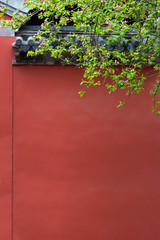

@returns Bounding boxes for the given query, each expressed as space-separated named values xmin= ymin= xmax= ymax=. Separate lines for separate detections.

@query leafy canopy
xmin=0 ymin=0 xmax=160 ymax=114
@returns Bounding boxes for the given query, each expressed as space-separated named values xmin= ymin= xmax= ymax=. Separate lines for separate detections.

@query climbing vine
xmin=0 ymin=0 xmax=160 ymax=114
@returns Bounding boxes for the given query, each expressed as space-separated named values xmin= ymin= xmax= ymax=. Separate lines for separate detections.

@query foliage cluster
xmin=0 ymin=0 xmax=160 ymax=114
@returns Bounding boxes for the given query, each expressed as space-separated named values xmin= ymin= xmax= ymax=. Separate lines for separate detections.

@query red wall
xmin=13 ymin=65 xmax=160 ymax=240
xmin=0 ymin=35 xmax=160 ymax=240
xmin=0 ymin=37 xmax=14 ymax=240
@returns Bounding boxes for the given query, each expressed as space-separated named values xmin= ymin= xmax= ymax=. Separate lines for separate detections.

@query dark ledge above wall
xmin=13 ymin=25 xmax=141 ymax=65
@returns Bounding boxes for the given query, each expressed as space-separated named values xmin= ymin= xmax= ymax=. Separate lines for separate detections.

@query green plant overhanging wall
xmin=0 ymin=0 xmax=160 ymax=114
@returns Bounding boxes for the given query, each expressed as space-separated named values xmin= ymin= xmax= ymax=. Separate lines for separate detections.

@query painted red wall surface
xmin=0 ymin=37 xmax=14 ymax=240
xmin=0 ymin=30 xmax=160 ymax=240
xmin=13 ymin=65 xmax=160 ymax=240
